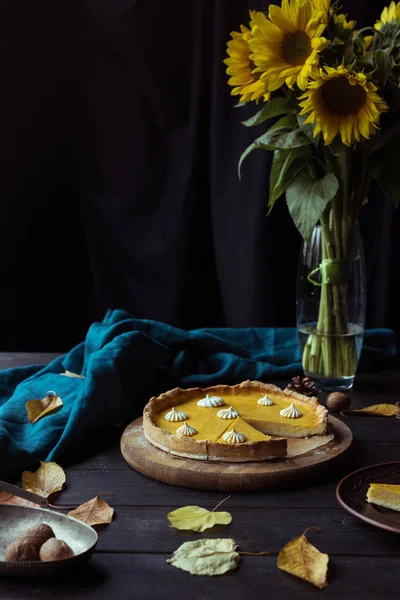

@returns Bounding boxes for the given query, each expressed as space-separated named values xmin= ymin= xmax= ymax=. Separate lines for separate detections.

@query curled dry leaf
xmin=26 ymin=394 xmax=63 ymax=424
xmin=22 ymin=461 xmax=66 ymax=499
xmin=59 ymin=371 xmax=85 ymax=379
xmin=167 ymin=496 xmax=232 ymax=532
xmin=67 ymin=495 xmax=114 ymax=526
xmin=341 ymin=404 xmax=398 ymax=417
xmin=277 ymin=527 xmax=329 ymax=589
xmin=167 ymin=538 xmax=240 ymax=576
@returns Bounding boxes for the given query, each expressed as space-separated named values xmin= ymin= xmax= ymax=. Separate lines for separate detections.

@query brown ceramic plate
xmin=336 ymin=461 xmax=400 ymax=534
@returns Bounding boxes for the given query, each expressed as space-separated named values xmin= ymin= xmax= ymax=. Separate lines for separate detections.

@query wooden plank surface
xmin=1 ymin=353 xmax=400 ymax=599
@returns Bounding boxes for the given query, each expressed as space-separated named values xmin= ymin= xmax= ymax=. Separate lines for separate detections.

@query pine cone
xmin=396 ymin=402 xmax=400 ymax=419
xmin=285 ymin=376 xmax=319 ymax=397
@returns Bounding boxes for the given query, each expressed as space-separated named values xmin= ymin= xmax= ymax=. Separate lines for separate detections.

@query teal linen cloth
xmin=0 ymin=309 xmax=398 ymax=480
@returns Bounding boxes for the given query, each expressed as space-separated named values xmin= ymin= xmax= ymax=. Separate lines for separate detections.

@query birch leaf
xmin=59 ymin=371 xmax=85 ymax=379
xmin=167 ymin=504 xmax=232 ymax=532
xmin=26 ymin=393 xmax=63 ymax=423
xmin=22 ymin=461 xmax=66 ymax=498
xmin=277 ymin=528 xmax=328 ymax=589
xmin=67 ymin=495 xmax=114 ymax=526
xmin=0 ymin=492 xmax=37 ymax=508
xmin=341 ymin=404 xmax=398 ymax=417
xmin=167 ymin=538 xmax=240 ymax=576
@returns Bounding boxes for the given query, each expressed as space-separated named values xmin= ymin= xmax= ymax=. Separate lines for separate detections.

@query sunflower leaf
xmin=241 ymin=97 xmax=294 ymax=127
xmin=268 ymin=149 xmax=307 ymax=213
xmin=286 ymin=172 xmax=339 ymax=242
xmin=167 ymin=538 xmax=240 ymax=576
xmin=297 ymin=113 xmax=317 ymax=142
xmin=374 ymin=48 xmax=392 ymax=88
xmin=238 ymin=121 xmax=308 ymax=178
xmin=255 ymin=126 xmax=314 ymax=151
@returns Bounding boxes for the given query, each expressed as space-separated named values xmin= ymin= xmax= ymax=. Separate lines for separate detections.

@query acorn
xmin=326 ymin=392 xmax=351 ymax=412
xmin=17 ymin=523 xmax=55 ymax=551
xmin=39 ymin=538 xmax=74 ymax=562
xmin=4 ymin=539 xmax=38 ymax=562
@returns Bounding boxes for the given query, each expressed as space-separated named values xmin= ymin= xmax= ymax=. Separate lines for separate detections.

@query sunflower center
xmin=320 ymin=76 xmax=367 ymax=116
xmin=281 ymin=32 xmax=312 ymax=65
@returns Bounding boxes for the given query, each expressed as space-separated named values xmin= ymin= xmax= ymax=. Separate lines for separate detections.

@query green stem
xmin=302 ymin=147 xmax=360 ymax=379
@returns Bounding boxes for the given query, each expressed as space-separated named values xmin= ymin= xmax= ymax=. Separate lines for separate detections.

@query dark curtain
xmin=2 ymin=0 xmax=399 ymax=351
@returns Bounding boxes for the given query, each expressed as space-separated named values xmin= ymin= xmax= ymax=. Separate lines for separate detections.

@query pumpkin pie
xmin=366 ymin=484 xmax=400 ymax=511
xmin=143 ymin=380 xmax=328 ymax=462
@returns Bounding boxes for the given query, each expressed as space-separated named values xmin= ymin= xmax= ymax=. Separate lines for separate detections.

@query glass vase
xmin=296 ymin=222 xmax=366 ymax=391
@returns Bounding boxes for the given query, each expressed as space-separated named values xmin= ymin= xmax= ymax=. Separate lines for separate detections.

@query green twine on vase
xmin=307 ymin=259 xmax=348 ymax=286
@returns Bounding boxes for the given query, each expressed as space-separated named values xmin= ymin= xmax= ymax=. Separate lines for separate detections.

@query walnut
xmin=326 ymin=392 xmax=351 ymax=412
xmin=39 ymin=538 xmax=74 ymax=562
xmin=4 ymin=539 xmax=38 ymax=562
xmin=17 ymin=523 xmax=55 ymax=551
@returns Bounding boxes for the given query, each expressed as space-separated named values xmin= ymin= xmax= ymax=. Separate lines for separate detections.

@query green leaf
xmin=238 ymin=124 xmax=312 ymax=178
xmin=238 ymin=141 xmax=260 ymax=178
xmin=241 ymin=97 xmax=293 ymax=127
xmin=234 ymin=101 xmax=246 ymax=108
xmin=271 ymin=114 xmax=297 ymax=130
xmin=297 ymin=113 xmax=317 ymax=141
xmin=328 ymin=135 xmax=344 ymax=157
xmin=268 ymin=149 xmax=307 ymax=212
xmin=255 ymin=126 xmax=314 ymax=150
xmin=374 ymin=48 xmax=392 ymax=87
xmin=286 ymin=172 xmax=339 ymax=242
xmin=370 ymin=134 xmax=400 ymax=207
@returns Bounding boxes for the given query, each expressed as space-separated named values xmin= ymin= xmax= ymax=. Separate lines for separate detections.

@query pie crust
xmin=143 ymin=380 xmax=328 ymax=463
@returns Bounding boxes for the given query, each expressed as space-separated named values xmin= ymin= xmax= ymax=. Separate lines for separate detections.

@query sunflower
xmin=375 ymin=1 xmax=400 ymax=30
xmin=249 ymin=0 xmax=329 ymax=92
xmin=312 ymin=0 xmax=330 ymax=11
xmin=224 ymin=11 xmax=270 ymax=104
xmin=334 ymin=13 xmax=356 ymax=30
xmin=312 ymin=0 xmax=331 ymax=24
xmin=298 ymin=65 xmax=389 ymax=146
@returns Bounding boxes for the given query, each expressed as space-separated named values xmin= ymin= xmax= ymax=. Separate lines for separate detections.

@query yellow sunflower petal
xmin=298 ymin=65 xmax=388 ymax=146
xmin=249 ymin=0 xmax=327 ymax=93
xmin=224 ymin=11 xmax=270 ymax=104
xmin=375 ymin=1 xmax=400 ymax=30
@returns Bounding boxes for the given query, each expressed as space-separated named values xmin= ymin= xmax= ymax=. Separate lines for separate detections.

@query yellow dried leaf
xmin=59 ymin=371 xmax=85 ymax=379
xmin=22 ymin=461 xmax=66 ymax=499
xmin=167 ymin=538 xmax=240 ymax=576
xmin=26 ymin=393 xmax=63 ymax=424
xmin=0 ymin=492 xmax=37 ymax=508
xmin=277 ymin=528 xmax=329 ymax=589
xmin=167 ymin=504 xmax=232 ymax=532
xmin=67 ymin=495 xmax=114 ymax=526
xmin=342 ymin=404 xmax=398 ymax=417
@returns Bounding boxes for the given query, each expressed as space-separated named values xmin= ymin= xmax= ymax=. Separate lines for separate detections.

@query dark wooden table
xmin=1 ymin=353 xmax=400 ymax=599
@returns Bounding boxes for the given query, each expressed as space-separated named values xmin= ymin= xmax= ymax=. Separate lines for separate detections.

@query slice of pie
xmin=143 ymin=380 xmax=328 ymax=462
xmin=366 ymin=484 xmax=400 ymax=511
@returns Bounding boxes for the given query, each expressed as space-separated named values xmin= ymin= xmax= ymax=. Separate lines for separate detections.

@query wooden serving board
xmin=120 ymin=416 xmax=353 ymax=492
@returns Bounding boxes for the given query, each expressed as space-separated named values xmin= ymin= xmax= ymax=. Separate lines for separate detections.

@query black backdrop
xmin=2 ymin=0 xmax=399 ymax=352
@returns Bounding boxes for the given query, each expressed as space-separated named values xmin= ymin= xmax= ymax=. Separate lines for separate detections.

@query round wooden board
xmin=120 ymin=416 xmax=353 ymax=492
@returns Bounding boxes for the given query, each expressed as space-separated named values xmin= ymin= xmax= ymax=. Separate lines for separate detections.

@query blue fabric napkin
xmin=0 ymin=308 xmax=398 ymax=480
